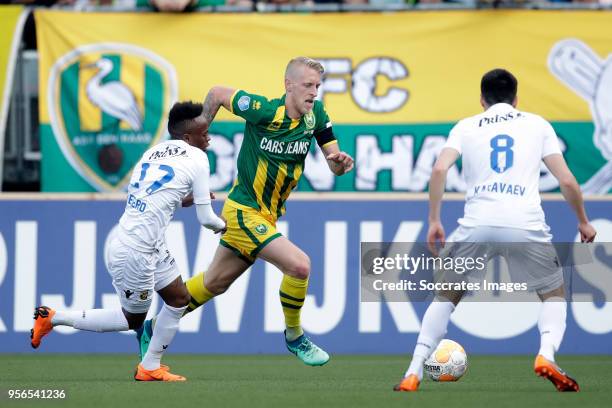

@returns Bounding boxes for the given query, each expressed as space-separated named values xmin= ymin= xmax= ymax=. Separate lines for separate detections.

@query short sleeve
xmin=444 ymin=121 xmax=464 ymax=155
xmin=541 ymin=120 xmax=562 ymax=158
xmin=313 ymin=101 xmax=336 ymax=148
xmin=191 ymin=150 xmax=212 ymax=205
xmin=230 ymin=90 xmax=274 ymax=125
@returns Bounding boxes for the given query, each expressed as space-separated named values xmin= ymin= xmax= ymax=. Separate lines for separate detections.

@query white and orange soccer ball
xmin=424 ymin=339 xmax=468 ymax=382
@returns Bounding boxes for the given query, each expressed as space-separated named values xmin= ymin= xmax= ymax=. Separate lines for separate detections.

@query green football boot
xmin=285 ymin=332 xmax=330 ymax=366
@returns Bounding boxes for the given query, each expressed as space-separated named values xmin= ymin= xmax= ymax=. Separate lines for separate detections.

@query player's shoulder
xmin=142 ymin=139 xmax=179 ymax=160
xmin=518 ymin=110 xmax=551 ymax=125
xmin=233 ymin=90 xmax=282 ymax=125
xmin=313 ymin=99 xmax=325 ymax=111
xmin=185 ymin=144 xmax=208 ymax=161
xmin=235 ymin=89 xmax=276 ymax=110
xmin=516 ymin=110 xmax=556 ymax=136
xmin=145 ymin=139 xmax=205 ymax=165
xmin=450 ymin=116 xmax=475 ymax=133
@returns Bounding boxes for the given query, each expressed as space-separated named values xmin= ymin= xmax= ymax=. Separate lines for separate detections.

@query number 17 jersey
xmin=119 ymin=139 xmax=212 ymax=252
xmin=444 ymin=103 xmax=562 ymax=231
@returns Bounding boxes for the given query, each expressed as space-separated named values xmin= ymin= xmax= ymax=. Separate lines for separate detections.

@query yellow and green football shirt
xmin=227 ymin=90 xmax=337 ymax=221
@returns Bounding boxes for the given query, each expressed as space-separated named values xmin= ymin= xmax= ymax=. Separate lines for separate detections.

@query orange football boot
xmin=534 ymin=355 xmax=579 ymax=392
xmin=30 ymin=306 xmax=56 ymax=349
xmin=393 ymin=374 xmax=420 ymax=392
xmin=134 ymin=364 xmax=186 ymax=382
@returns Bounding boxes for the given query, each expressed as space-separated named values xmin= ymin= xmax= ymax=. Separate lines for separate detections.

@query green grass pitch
xmin=2 ymin=355 xmax=611 ymax=407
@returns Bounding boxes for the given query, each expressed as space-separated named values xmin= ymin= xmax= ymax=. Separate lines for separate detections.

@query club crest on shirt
xmin=139 ymin=291 xmax=149 ymax=300
xmin=304 ymin=111 xmax=315 ymax=129
xmin=255 ymin=224 xmax=268 ymax=235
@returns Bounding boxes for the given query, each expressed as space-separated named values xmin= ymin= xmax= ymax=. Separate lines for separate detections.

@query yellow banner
xmin=0 ymin=6 xmax=23 ymax=125
xmin=37 ymin=9 xmax=612 ymax=125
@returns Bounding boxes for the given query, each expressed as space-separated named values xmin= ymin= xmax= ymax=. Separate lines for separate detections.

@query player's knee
xmin=178 ymin=290 xmax=191 ymax=307
xmin=127 ymin=320 xmax=143 ymax=331
xmin=289 ymin=255 xmax=311 ymax=280
xmin=203 ymin=279 xmax=228 ymax=296
xmin=123 ymin=311 xmax=146 ymax=330
xmin=166 ymin=290 xmax=191 ymax=308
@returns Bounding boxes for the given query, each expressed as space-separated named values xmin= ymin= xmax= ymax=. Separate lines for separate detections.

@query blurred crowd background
xmin=4 ymin=0 xmax=612 ymax=11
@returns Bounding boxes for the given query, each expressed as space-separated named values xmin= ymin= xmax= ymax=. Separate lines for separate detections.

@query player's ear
xmin=285 ymin=77 xmax=292 ymax=93
xmin=512 ymin=95 xmax=518 ymax=108
xmin=480 ymin=95 xmax=487 ymax=110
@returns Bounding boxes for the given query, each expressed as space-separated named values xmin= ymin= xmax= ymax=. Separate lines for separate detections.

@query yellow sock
xmin=184 ymin=272 xmax=216 ymax=315
xmin=279 ymin=275 xmax=308 ymax=332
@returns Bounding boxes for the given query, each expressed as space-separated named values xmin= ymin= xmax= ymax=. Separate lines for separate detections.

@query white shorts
xmin=441 ymin=225 xmax=564 ymax=294
xmin=104 ymin=230 xmax=180 ymax=314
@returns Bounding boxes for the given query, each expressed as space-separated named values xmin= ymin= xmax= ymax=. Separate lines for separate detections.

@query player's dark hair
xmin=168 ymin=101 xmax=203 ymax=139
xmin=480 ymin=69 xmax=518 ymax=106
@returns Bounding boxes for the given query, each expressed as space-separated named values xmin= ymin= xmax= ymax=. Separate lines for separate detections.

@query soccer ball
xmin=424 ymin=339 xmax=467 ymax=381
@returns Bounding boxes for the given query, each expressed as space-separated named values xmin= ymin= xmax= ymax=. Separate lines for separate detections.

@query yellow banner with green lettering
xmin=36 ymin=10 xmax=612 ymax=192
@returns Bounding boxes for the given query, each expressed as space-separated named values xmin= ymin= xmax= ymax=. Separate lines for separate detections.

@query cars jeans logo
xmin=47 ymin=43 xmax=178 ymax=191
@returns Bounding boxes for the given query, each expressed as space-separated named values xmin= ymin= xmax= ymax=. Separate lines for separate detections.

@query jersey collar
xmin=486 ymin=102 xmax=515 ymax=112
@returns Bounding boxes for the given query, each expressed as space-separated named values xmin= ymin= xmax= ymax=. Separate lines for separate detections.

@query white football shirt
xmin=118 ymin=139 xmax=212 ymax=251
xmin=445 ymin=103 xmax=562 ymax=230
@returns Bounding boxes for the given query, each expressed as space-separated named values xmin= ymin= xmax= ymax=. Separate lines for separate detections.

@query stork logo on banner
xmin=47 ymin=43 xmax=178 ymax=191
xmin=548 ymin=39 xmax=612 ymax=194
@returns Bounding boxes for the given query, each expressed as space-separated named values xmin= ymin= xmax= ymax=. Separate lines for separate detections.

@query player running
xmin=31 ymin=101 xmax=226 ymax=381
xmin=394 ymin=69 xmax=596 ymax=392
xmin=137 ymin=57 xmax=354 ymax=366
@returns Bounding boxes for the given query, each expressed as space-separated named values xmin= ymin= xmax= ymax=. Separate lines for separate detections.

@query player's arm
xmin=428 ymin=147 xmax=460 ymax=255
xmin=322 ymin=142 xmax=354 ymax=176
xmin=313 ymin=110 xmax=353 ymax=176
xmin=192 ymin=153 xmax=226 ymax=234
xmin=195 ymin=204 xmax=226 ymax=234
xmin=543 ymin=154 xmax=596 ymax=242
xmin=181 ymin=193 xmax=194 ymax=208
xmin=201 ymin=86 xmax=236 ymax=124
xmin=181 ymin=191 xmax=215 ymax=208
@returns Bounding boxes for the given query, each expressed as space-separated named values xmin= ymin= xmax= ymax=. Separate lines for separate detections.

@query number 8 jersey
xmin=444 ymin=103 xmax=562 ymax=230
xmin=118 ymin=139 xmax=212 ymax=251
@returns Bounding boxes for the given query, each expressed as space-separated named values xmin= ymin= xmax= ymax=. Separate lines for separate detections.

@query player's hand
xmin=210 ymin=192 xmax=216 ymax=200
xmin=578 ymin=222 xmax=596 ymax=243
xmin=427 ymin=221 xmax=446 ymax=256
xmin=326 ymin=151 xmax=354 ymax=175
xmin=182 ymin=193 xmax=194 ymax=208
xmin=213 ymin=216 xmax=227 ymax=235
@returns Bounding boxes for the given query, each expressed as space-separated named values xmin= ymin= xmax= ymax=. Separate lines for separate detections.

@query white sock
xmin=405 ymin=301 xmax=455 ymax=380
xmin=141 ymin=303 xmax=187 ymax=370
xmin=52 ymin=309 xmax=129 ymax=332
xmin=538 ymin=297 xmax=567 ymax=362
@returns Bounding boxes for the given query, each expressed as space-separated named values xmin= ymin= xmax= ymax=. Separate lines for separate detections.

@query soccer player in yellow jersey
xmin=137 ymin=57 xmax=353 ymax=365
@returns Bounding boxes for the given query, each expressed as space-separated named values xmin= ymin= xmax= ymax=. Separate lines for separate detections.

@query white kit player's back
xmin=118 ymin=139 xmax=209 ymax=251
xmin=445 ymin=103 xmax=562 ymax=230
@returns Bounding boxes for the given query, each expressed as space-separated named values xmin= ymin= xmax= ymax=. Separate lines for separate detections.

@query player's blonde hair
xmin=285 ymin=57 xmax=324 ymax=79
